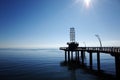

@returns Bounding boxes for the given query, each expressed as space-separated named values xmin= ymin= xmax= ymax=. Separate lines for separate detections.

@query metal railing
xmin=60 ymin=47 xmax=120 ymax=53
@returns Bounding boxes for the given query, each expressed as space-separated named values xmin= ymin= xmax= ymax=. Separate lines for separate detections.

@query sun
xmin=74 ymin=0 xmax=92 ymax=9
xmin=84 ymin=0 xmax=91 ymax=8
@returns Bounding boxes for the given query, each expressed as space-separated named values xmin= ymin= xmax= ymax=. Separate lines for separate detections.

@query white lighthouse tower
xmin=67 ymin=27 xmax=79 ymax=50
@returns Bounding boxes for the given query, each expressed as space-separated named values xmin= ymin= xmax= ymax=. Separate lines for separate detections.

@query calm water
xmin=0 ymin=49 xmax=116 ymax=80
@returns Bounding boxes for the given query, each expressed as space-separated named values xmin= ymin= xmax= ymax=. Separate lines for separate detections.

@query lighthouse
xmin=67 ymin=28 xmax=79 ymax=50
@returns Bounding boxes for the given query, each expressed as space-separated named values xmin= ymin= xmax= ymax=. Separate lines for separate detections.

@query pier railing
xmin=60 ymin=47 xmax=120 ymax=55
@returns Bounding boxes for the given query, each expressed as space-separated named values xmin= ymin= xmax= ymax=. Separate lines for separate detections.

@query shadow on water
xmin=60 ymin=58 xmax=116 ymax=80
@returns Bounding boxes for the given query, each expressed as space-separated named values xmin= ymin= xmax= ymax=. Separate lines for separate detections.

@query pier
xmin=60 ymin=28 xmax=120 ymax=79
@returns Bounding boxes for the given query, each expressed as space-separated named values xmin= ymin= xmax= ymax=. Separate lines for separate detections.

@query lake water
xmin=0 ymin=49 xmax=116 ymax=80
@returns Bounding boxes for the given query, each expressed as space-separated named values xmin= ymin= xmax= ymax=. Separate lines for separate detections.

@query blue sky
xmin=0 ymin=0 xmax=120 ymax=48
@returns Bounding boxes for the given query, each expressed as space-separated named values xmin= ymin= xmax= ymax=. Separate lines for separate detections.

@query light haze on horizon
xmin=0 ymin=0 xmax=120 ymax=48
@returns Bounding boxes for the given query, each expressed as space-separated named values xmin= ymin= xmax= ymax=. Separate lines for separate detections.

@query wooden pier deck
xmin=60 ymin=47 xmax=120 ymax=79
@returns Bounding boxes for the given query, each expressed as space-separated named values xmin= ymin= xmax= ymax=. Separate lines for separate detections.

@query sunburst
xmin=84 ymin=0 xmax=91 ymax=8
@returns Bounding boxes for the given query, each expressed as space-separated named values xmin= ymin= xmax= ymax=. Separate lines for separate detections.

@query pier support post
xmin=115 ymin=55 xmax=120 ymax=79
xmin=97 ymin=52 xmax=100 ymax=71
xmin=78 ymin=51 xmax=79 ymax=60
xmin=81 ymin=51 xmax=84 ymax=65
xmin=75 ymin=51 xmax=78 ymax=60
xmin=76 ymin=51 xmax=79 ymax=60
xmin=68 ymin=51 xmax=70 ymax=61
xmin=71 ymin=51 xmax=73 ymax=60
xmin=89 ymin=52 xmax=93 ymax=69
xmin=65 ymin=51 xmax=67 ymax=61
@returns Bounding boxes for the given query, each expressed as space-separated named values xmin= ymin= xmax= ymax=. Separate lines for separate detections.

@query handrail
xmin=60 ymin=47 xmax=120 ymax=53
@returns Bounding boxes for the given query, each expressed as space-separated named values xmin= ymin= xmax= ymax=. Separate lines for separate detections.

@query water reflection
xmin=60 ymin=58 xmax=86 ymax=80
xmin=60 ymin=56 xmax=116 ymax=80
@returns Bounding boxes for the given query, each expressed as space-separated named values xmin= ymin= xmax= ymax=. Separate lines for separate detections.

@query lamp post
xmin=95 ymin=34 xmax=102 ymax=71
xmin=95 ymin=34 xmax=102 ymax=47
xmin=83 ymin=42 xmax=86 ymax=47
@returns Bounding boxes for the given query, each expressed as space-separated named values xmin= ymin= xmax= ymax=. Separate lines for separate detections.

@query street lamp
xmin=95 ymin=34 xmax=102 ymax=47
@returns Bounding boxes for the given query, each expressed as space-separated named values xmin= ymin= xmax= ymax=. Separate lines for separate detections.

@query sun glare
xmin=74 ymin=0 xmax=93 ymax=9
xmin=84 ymin=0 xmax=91 ymax=8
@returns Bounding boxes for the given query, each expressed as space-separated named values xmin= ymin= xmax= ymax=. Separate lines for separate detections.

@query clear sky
xmin=0 ymin=0 xmax=120 ymax=48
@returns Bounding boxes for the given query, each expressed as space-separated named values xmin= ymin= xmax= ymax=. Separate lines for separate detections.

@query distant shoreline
xmin=0 ymin=48 xmax=59 ymax=50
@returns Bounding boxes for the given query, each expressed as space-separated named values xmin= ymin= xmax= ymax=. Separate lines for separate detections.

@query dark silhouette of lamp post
xmin=95 ymin=34 xmax=102 ymax=48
